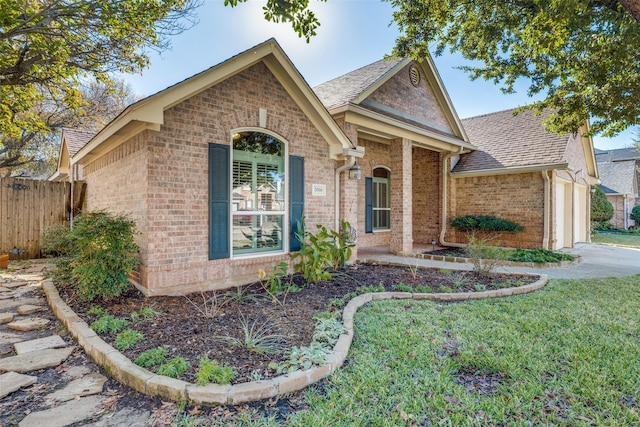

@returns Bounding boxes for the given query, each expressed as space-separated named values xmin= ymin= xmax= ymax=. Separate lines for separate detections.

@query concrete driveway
xmin=360 ymin=243 xmax=640 ymax=279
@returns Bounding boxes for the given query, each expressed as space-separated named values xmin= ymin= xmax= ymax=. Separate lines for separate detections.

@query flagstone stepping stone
xmin=17 ymin=304 xmax=45 ymax=315
xmin=24 ymin=266 xmax=46 ymax=274
xmin=0 ymin=286 xmax=10 ymax=292
xmin=8 ymin=317 xmax=50 ymax=331
xmin=0 ymin=371 xmax=37 ymax=399
xmin=47 ymin=372 xmax=108 ymax=402
xmin=0 ymin=312 xmax=14 ymax=324
xmin=4 ymin=281 xmax=27 ymax=288
xmin=0 ymin=346 xmax=74 ymax=373
xmin=14 ymin=335 xmax=67 ymax=355
xmin=0 ymin=294 xmax=13 ymax=300
xmin=18 ymin=395 xmax=105 ymax=427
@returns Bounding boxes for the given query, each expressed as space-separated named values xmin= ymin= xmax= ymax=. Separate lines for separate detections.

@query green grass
xmin=592 ymin=232 xmax=640 ymax=249
xmin=288 ymin=276 xmax=640 ymax=426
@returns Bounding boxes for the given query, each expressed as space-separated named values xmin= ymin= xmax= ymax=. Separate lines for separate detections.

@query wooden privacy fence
xmin=0 ymin=177 xmax=70 ymax=259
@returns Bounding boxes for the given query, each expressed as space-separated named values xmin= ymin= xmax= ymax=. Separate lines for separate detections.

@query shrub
xmin=464 ymin=236 xmax=506 ymax=277
xmin=392 ymin=283 xmax=413 ymax=292
xmin=134 ymin=347 xmax=168 ymax=368
xmin=90 ymin=315 xmax=129 ymax=334
xmin=195 ymin=356 xmax=236 ymax=385
xmin=312 ymin=317 xmax=344 ymax=345
xmin=450 ymin=215 xmax=523 ymax=233
xmin=158 ymin=357 xmax=190 ymax=378
xmin=415 ymin=285 xmax=432 ymax=293
xmin=507 ymin=248 xmax=574 ymax=263
xmin=114 ymin=329 xmax=144 ymax=351
xmin=44 ymin=211 xmax=140 ymax=301
xmin=291 ymin=218 xmax=355 ymax=285
xmin=630 ymin=205 xmax=640 ymax=223
xmin=269 ymin=342 xmax=332 ymax=374
xmin=590 ymin=186 xmax=614 ymax=222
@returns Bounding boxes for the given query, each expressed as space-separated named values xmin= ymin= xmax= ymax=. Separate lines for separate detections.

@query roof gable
xmin=313 ymin=56 xmax=469 ymax=144
xmin=72 ymin=38 xmax=355 ymax=165
xmin=454 ymin=109 xmax=570 ymax=173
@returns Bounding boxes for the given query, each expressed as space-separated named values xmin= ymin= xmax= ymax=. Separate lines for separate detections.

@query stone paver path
xmin=0 ymin=262 xmax=131 ymax=427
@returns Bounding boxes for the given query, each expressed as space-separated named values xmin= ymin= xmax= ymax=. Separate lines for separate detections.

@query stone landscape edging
xmin=396 ymin=253 xmax=581 ymax=268
xmin=42 ymin=273 xmax=548 ymax=405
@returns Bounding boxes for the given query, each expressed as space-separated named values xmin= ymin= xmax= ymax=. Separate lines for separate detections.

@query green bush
xmin=630 ymin=205 xmax=640 ymax=223
xmin=591 ymin=220 xmax=615 ymax=230
xmin=590 ymin=186 xmax=614 ymax=222
xmin=450 ymin=215 xmax=523 ymax=233
xmin=158 ymin=357 xmax=190 ymax=378
xmin=507 ymin=248 xmax=574 ymax=263
xmin=291 ymin=218 xmax=355 ymax=285
xmin=464 ymin=236 xmax=506 ymax=277
xmin=44 ymin=211 xmax=140 ymax=301
xmin=195 ymin=356 xmax=236 ymax=385
xmin=114 ymin=329 xmax=144 ymax=351
xmin=134 ymin=347 xmax=168 ymax=368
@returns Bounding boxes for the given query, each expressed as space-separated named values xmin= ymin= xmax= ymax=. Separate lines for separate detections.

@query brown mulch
xmin=57 ymin=262 xmax=538 ymax=385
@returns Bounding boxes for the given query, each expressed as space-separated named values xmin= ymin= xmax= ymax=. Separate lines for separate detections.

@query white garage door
xmin=555 ymin=180 xmax=572 ymax=249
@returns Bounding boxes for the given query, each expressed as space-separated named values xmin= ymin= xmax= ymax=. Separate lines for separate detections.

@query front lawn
xmin=288 ymin=276 xmax=640 ymax=426
xmin=591 ymin=232 xmax=640 ymax=249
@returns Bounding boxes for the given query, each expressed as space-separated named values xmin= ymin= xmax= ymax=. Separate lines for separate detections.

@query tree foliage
xmin=233 ymin=0 xmax=640 ymax=137
xmin=2 ymin=79 xmax=138 ymax=176
xmin=389 ymin=0 xmax=640 ymax=136
xmin=223 ymin=0 xmax=326 ymax=41
xmin=590 ymin=185 xmax=614 ymax=222
xmin=0 ymin=0 xmax=201 ymax=140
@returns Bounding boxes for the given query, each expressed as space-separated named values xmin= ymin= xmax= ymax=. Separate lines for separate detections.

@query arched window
xmin=231 ymin=131 xmax=285 ymax=255
xmin=373 ymin=167 xmax=390 ymax=230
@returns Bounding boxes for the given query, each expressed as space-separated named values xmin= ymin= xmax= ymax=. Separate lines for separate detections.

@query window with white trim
xmin=373 ymin=167 xmax=390 ymax=230
xmin=232 ymin=131 xmax=284 ymax=255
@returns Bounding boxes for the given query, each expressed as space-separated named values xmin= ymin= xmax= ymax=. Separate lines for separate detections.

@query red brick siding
xmin=448 ymin=172 xmax=545 ymax=249
xmin=412 ymin=148 xmax=441 ymax=244
xmin=82 ymin=62 xmax=337 ymax=295
xmin=356 ymin=138 xmax=391 ymax=248
xmin=367 ymin=62 xmax=451 ymax=131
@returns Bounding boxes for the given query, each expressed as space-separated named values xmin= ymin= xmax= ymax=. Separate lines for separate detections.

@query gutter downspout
xmin=439 ymin=148 xmax=466 ymax=248
xmin=335 ymin=156 xmax=356 ymax=232
xmin=542 ymin=170 xmax=550 ymax=250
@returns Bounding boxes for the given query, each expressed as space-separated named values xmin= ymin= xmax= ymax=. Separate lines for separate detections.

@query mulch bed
xmin=57 ymin=262 xmax=538 ymax=385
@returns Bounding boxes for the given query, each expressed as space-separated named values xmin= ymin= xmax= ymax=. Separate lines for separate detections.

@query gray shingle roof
xmin=62 ymin=129 xmax=94 ymax=157
xmin=312 ymin=58 xmax=403 ymax=110
xmin=595 ymin=147 xmax=640 ymax=163
xmin=454 ymin=108 xmax=568 ymax=173
xmin=597 ymin=160 xmax=637 ymax=195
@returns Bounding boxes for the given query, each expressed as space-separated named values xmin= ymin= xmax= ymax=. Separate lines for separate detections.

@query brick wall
xmin=412 ymin=148 xmax=441 ymax=244
xmin=448 ymin=172 xmax=545 ymax=249
xmin=367 ymin=62 xmax=451 ymax=131
xmin=356 ymin=138 xmax=391 ymax=248
xmin=83 ymin=62 xmax=337 ymax=295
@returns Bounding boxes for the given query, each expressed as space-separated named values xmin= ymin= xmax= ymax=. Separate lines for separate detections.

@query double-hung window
xmin=231 ymin=131 xmax=285 ymax=255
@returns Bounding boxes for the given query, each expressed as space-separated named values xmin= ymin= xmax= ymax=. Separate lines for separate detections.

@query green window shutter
xmin=209 ymin=143 xmax=230 ymax=260
xmin=289 ymin=156 xmax=304 ymax=252
xmin=365 ymin=177 xmax=373 ymax=234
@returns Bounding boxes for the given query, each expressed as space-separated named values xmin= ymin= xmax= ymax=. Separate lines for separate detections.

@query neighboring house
xmin=51 ymin=39 xmax=598 ymax=296
xmin=595 ymin=147 xmax=640 ymax=228
xmin=455 ymin=110 xmax=598 ymax=250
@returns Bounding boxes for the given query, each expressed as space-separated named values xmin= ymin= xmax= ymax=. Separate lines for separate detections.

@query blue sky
xmin=121 ymin=0 xmax=636 ymax=150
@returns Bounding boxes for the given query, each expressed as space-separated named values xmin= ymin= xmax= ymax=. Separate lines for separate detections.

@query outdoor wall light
xmin=431 ymin=238 xmax=437 ymax=251
xmin=349 ymin=163 xmax=362 ymax=180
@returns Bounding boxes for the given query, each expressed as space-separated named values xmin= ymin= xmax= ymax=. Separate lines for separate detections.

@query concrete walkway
xmin=359 ymin=243 xmax=640 ymax=279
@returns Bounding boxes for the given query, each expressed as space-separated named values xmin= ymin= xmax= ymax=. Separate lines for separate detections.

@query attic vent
xmin=409 ymin=66 xmax=420 ymax=86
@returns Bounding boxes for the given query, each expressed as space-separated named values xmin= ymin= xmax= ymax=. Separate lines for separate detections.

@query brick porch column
xmin=390 ymin=138 xmax=413 ymax=254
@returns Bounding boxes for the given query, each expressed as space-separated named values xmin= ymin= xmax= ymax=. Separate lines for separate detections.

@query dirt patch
xmin=58 ymin=263 xmax=538 ymax=386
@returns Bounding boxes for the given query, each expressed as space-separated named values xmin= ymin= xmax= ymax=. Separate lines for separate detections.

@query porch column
xmin=390 ymin=138 xmax=413 ymax=254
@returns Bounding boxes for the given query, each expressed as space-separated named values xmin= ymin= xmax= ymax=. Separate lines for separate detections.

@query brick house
xmin=595 ymin=147 xmax=640 ymax=228
xmin=52 ymin=39 xmax=598 ymax=295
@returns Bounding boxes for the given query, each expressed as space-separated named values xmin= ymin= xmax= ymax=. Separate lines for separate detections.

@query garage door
xmin=555 ymin=180 xmax=572 ymax=249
